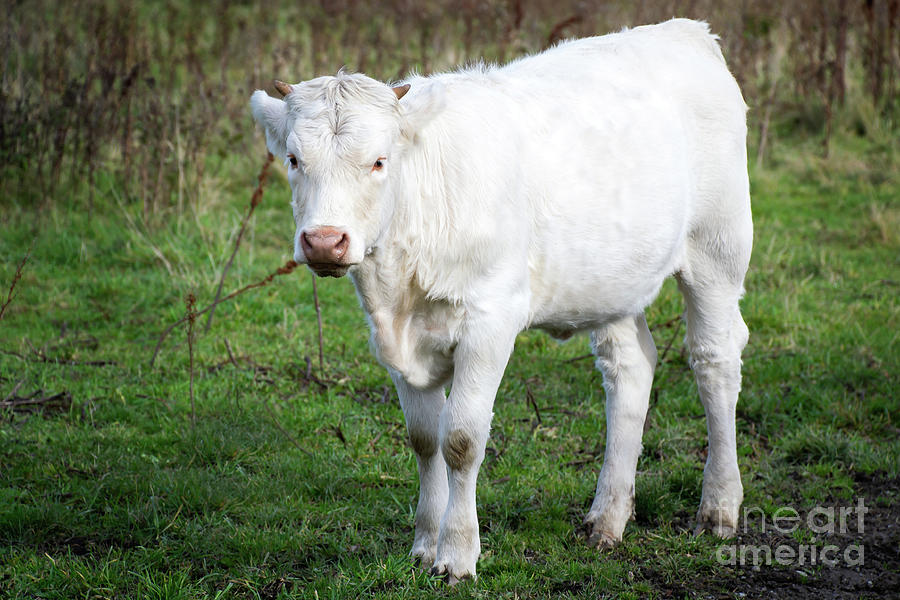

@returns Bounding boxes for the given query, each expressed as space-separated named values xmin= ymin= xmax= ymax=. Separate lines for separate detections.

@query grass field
xmin=1 ymin=120 xmax=898 ymax=599
xmin=3 ymin=1 xmax=899 ymax=597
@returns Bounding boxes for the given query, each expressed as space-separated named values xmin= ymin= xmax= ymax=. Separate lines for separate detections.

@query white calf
xmin=251 ymin=18 xmax=752 ymax=582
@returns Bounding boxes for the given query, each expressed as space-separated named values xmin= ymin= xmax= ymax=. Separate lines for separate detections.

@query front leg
xmin=430 ymin=319 xmax=518 ymax=583
xmin=393 ymin=372 xmax=448 ymax=569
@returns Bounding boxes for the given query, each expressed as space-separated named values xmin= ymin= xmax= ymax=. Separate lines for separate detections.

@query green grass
xmin=1 ymin=140 xmax=898 ymax=598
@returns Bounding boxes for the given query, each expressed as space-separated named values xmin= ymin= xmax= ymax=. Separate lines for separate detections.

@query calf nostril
xmin=334 ymin=234 xmax=349 ymax=257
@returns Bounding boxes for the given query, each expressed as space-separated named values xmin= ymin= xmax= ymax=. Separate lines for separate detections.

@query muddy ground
xmin=655 ymin=473 xmax=900 ymax=599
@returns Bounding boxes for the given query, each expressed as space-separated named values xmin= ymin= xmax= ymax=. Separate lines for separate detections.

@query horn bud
xmin=273 ymin=80 xmax=293 ymax=97
xmin=392 ymin=84 xmax=410 ymax=100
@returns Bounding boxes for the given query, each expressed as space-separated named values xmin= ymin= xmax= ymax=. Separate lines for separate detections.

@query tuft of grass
xmin=866 ymin=202 xmax=900 ymax=246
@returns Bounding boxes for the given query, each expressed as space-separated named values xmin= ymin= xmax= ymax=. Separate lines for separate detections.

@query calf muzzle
xmin=301 ymin=227 xmax=351 ymax=276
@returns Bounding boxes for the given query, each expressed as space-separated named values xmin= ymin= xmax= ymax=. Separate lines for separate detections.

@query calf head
xmin=250 ymin=72 xmax=443 ymax=277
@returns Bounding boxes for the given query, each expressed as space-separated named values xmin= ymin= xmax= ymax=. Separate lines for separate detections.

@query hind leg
xmin=677 ymin=263 xmax=750 ymax=537
xmin=583 ymin=314 xmax=657 ymax=547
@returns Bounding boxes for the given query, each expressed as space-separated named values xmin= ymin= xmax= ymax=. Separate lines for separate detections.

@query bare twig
xmin=0 ymin=239 xmax=34 ymax=322
xmin=185 ymin=293 xmax=197 ymax=426
xmin=149 ymin=260 xmax=299 ymax=368
xmin=311 ymin=273 xmax=324 ymax=373
xmin=368 ymin=422 xmax=401 ymax=451
xmin=563 ymin=353 xmax=594 ymax=364
xmin=564 ymin=457 xmax=595 ymax=469
xmin=223 ymin=338 xmax=239 ymax=368
xmin=657 ymin=318 xmax=684 ymax=365
xmin=546 ymin=15 xmax=582 ymax=48
xmin=650 ymin=314 xmax=682 ymax=331
xmin=644 ymin=388 xmax=658 ymax=435
xmin=0 ymin=391 xmax=72 ymax=412
xmin=3 ymin=380 xmax=24 ymax=402
xmin=301 ymin=356 xmax=329 ymax=390
xmin=112 ymin=187 xmax=174 ymax=275
xmin=369 ymin=427 xmax=385 ymax=451
xmin=525 ymin=382 xmax=542 ymax=426
xmin=262 ymin=397 xmax=312 ymax=456
xmin=204 ymin=152 xmax=275 ymax=333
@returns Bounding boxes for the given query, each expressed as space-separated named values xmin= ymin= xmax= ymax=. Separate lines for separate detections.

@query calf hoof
xmin=694 ymin=506 xmax=739 ymax=538
xmin=582 ymin=521 xmax=621 ymax=549
xmin=582 ymin=487 xmax=633 ymax=550
xmin=410 ymin=537 xmax=437 ymax=571
xmin=410 ymin=551 xmax=435 ymax=572
xmin=429 ymin=562 xmax=474 ymax=586
xmin=582 ymin=495 xmax=631 ymax=550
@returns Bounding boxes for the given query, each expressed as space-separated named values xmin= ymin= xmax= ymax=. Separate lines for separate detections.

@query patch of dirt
xmin=258 ymin=577 xmax=294 ymax=600
xmin=675 ymin=472 xmax=900 ymax=599
xmin=33 ymin=533 xmax=140 ymax=557
xmin=1 ymin=389 xmax=72 ymax=416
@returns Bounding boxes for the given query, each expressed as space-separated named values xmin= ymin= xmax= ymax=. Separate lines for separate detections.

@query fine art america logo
xmin=716 ymin=498 xmax=868 ymax=567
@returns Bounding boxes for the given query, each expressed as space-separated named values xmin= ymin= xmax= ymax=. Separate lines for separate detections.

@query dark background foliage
xmin=2 ymin=0 xmax=897 ymax=217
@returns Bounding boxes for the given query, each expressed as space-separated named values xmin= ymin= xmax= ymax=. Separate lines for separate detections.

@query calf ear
xmin=250 ymin=91 xmax=290 ymax=159
xmin=398 ymin=81 xmax=446 ymax=140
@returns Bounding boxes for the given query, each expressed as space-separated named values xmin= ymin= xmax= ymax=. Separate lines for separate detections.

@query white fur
xmin=251 ymin=19 xmax=752 ymax=581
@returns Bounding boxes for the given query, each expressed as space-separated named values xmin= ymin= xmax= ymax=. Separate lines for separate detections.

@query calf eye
xmin=287 ymin=154 xmax=299 ymax=169
xmin=372 ymin=158 xmax=385 ymax=172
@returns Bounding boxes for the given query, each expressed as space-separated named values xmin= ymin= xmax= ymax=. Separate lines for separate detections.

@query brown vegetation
xmin=0 ymin=240 xmax=32 ymax=322
xmin=1 ymin=0 xmax=897 ymax=215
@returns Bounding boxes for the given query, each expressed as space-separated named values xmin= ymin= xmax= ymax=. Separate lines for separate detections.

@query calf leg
xmin=430 ymin=321 xmax=517 ymax=583
xmin=393 ymin=372 xmax=448 ymax=568
xmin=583 ymin=314 xmax=657 ymax=547
xmin=677 ymin=274 xmax=749 ymax=537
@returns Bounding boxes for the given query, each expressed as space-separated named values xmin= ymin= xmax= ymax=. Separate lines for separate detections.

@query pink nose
xmin=301 ymin=227 xmax=349 ymax=265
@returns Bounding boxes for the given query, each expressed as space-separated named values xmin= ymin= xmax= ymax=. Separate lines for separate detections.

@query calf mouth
xmin=308 ymin=263 xmax=350 ymax=278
